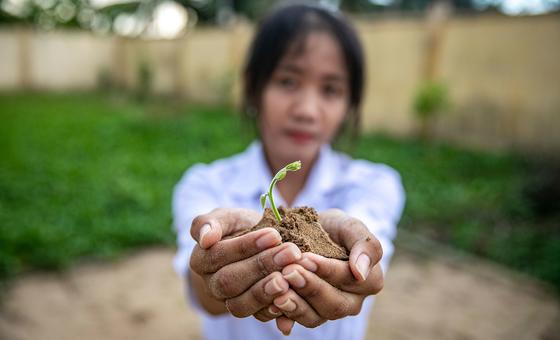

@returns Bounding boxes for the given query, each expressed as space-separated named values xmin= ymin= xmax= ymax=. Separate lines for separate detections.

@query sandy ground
xmin=1 ymin=240 xmax=559 ymax=340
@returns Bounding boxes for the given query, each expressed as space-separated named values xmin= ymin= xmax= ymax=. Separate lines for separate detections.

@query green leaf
xmin=286 ymin=160 xmax=302 ymax=171
xmin=275 ymin=170 xmax=287 ymax=181
xmin=260 ymin=193 xmax=267 ymax=209
xmin=261 ymin=160 xmax=303 ymax=222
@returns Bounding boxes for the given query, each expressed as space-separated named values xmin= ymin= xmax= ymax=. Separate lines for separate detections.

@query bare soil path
xmin=1 ymin=240 xmax=558 ymax=340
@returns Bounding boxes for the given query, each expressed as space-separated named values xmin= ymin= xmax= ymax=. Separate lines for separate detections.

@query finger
xmin=349 ymin=235 xmax=383 ymax=282
xmin=275 ymin=316 xmax=295 ymax=336
xmin=319 ymin=209 xmax=383 ymax=281
xmin=273 ymin=289 xmax=326 ymax=328
xmin=190 ymin=227 xmax=282 ymax=274
xmin=281 ymin=264 xmax=364 ymax=320
xmin=253 ymin=304 xmax=283 ymax=323
xmin=191 ymin=208 xmax=261 ymax=249
xmin=225 ymin=272 xmax=289 ymax=318
xmin=297 ymin=252 xmax=384 ymax=295
xmin=207 ymin=242 xmax=302 ymax=299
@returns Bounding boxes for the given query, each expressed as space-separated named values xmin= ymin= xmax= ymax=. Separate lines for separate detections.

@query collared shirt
xmin=173 ymin=141 xmax=405 ymax=340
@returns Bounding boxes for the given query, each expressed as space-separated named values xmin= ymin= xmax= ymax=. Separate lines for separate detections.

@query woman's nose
xmin=291 ymin=88 xmax=321 ymax=122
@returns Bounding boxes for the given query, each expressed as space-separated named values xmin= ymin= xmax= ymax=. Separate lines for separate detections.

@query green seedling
xmin=260 ymin=160 xmax=302 ymax=222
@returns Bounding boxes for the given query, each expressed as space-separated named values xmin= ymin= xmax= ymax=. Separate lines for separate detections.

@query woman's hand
xmin=188 ymin=208 xmax=302 ymax=317
xmin=254 ymin=209 xmax=384 ymax=335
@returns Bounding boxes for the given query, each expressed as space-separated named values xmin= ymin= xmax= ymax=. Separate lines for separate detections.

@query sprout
xmin=260 ymin=160 xmax=302 ymax=222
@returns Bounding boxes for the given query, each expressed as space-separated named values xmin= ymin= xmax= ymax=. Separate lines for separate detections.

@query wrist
xmin=189 ymin=271 xmax=228 ymax=316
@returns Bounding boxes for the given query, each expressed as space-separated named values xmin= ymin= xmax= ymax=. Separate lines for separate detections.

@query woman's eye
xmin=323 ymin=84 xmax=341 ymax=97
xmin=278 ymin=77 xmax=298 ymax=89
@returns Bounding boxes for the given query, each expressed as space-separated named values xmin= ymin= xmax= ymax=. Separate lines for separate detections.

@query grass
xmin=0 ymin=93 xmax=252 ymax=284
xmin=0 ymin=92 xmax=558 ymax=291
xmin=357 ymin=136 xmax=560 ymax=288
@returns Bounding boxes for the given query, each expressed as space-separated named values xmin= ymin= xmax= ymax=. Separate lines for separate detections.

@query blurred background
xmin=0 ymin=0 xmax=559 ymax=339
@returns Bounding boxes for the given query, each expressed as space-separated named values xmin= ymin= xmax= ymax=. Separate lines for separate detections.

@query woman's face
xmin=259 ymin=31 xmax=350 ymax=166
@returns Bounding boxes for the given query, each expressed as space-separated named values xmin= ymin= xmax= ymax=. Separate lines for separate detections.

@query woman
xmin=173 ymin=3 xmax=405 ymax=339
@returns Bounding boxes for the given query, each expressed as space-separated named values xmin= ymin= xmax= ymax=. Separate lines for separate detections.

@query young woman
xmin=173 ymin=3 xmax=405 ymax=339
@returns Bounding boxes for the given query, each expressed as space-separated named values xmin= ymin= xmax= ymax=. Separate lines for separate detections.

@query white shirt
xmin=173 ymin=141 xmax=405 ymax=340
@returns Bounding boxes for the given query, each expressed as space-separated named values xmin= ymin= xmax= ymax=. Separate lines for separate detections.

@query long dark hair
xmin=242 ymin=3 xmax=365 ymax=151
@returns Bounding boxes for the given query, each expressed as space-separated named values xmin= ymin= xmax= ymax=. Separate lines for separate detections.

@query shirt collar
xmin=228 ymin=141 xmax=340 ymax=202
xmin=229 ymin=141 xmax=272 ymax=200
xmin=298 ymin=143 xmax=338 ymax=201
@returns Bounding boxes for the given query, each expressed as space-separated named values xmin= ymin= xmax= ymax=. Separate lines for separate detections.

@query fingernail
xmin=268 ymin=305 xmax=282 ymax=316
xmin=255 ymin=229 xmax=281 ymax=249
xmin=275 ymin=298 xmax=296 ymax=312
xmin=283 ymin=269 xmax=305 ymax=288
xmin=273 ymin=244 xmax=301 ymax=267
xmin=298 ymin=256 xmax=317 ymax=272
xmin=265 ymin=277 xmax=287 ymax=296
xmin=356 ymin=253 xmax=371 ymax=281
xmin=199 ymin=224 xmax=211 ymax=245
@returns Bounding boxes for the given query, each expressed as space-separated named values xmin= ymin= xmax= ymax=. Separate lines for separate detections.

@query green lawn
xmin=0 ymin=93 xmax=558 ymax=291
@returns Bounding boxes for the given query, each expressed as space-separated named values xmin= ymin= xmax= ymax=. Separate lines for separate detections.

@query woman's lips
xmin=286 ymin=130 xmax=315 ymax=144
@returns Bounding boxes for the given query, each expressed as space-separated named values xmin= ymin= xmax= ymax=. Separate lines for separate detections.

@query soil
xmin=1 ymin=245 xmax=559 ymax=340
xmin=243 ymin=206 xmax=349 ymax=260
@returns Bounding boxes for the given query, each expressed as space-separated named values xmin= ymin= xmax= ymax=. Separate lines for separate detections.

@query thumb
xmin=190 ymin=208 xmax=261 ymax=249
xmin=348 ymin=236 xmax=382 ymax=281
xmin=197 ymin=222 xmax=222 ymax=249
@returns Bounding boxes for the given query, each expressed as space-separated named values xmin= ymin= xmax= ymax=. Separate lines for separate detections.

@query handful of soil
xmin=244 ymin=206 xmax=349 ymax=260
